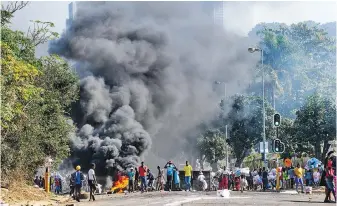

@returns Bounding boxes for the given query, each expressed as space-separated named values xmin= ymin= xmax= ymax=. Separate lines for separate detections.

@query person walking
xmin=138 ymin=162 xmax=148 ymax=192
xmin=183 ymin=161 xmax=193 ymax=191
xmin=73 ymin=165 xmax=84 ymax=202
xmin=88 ymin=163 xmax=97 ymax=201
xmin=294 ymin=164 xmax=304 ymax=193
xmin=127 ymin=168 xmax=135 ymax=193
xmin=164 ymin=161 xmax=177 ymax=191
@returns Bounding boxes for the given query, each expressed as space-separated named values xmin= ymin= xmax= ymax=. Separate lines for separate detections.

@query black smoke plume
xmin=49 ymin=2 xmax=258 ymax=176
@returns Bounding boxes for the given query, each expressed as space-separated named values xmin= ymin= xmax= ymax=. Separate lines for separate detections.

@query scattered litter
xmin=280 ymin=190 xmax=298 ymax=195
xmin=217 ymin=189 xmax=230 ymax=198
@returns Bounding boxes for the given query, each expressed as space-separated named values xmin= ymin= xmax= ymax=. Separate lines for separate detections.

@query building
xmin=66 ymin=2 xmax=77 ymax=31
xmin=201 ymin=1 xmax=225 ymax=27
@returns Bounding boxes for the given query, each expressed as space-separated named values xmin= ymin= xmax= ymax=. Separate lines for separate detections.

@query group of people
xmin=122 ymin=160 xmax=193 ymax=193
xmin=214 ymin=164 xmax=322 ymax=194
xmin=33 ymin=176 xmax=45 ymax=189
xmin=68 ymin=163 xmax=97 ymax=202
xmin=35 ymin=152 xmax=335 ymax=204
xmin=214 ymin=153 xmax=336 ymax=203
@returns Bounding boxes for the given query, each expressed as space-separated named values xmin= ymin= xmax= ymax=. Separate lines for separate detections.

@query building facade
xmin=66 ymin=2 xmax=77 ymax=31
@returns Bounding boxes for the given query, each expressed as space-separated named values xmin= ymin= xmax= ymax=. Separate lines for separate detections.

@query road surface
xmin=71 ymin=190 xmax=329 ymax=206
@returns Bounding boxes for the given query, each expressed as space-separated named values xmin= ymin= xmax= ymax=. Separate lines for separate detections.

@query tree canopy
xmin=198 ymin=21 xmax=336 ymax=167
xmin=1 ymin=3 xmax=79 ymax=183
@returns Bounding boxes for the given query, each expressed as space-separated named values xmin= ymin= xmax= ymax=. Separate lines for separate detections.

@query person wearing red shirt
xmin=138 ymin=162 xmax=148 ymax=192
xmin=325 ymin=160 xmax=336 ymax=203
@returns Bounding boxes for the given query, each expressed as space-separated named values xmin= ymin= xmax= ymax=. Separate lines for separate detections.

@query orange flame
xmin=111 ymin=176 xmax=129 ymax=193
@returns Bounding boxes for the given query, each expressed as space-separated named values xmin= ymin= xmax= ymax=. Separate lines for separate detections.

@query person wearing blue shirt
xmin=174 ymin=168 xmax=180 ymax=190
xmin=288 ymin=167 xmax=295 ymax=189
xmin=164 ymin=161 xmax=177 ymax=191
xmin=127 ymin=168 xmax=135 ymax=193
xmin=72 ymin=165 xmax=84 ymax=202
xmin=305 ymin=169 xmax=313 ymax=186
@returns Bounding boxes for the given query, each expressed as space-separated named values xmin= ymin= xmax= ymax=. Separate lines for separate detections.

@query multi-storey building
xmin=66 ymin=2 xmax=76 ymax=31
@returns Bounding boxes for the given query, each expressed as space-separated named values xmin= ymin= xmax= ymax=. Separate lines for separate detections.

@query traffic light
xmin=279 ymin=143 xmax=285 ymax=153
xmin=273 ymin=139 xmax=281 ymax=153
xmin=273 ymin=139 xmax=285 ymax=153
xmin=274 ymin=113 xmax=281 ymax=127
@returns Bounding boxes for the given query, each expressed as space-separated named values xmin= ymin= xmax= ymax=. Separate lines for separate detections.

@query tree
xmin=251 ymin=22 xmax=336 ymax=118
xmin=1 ymin=1 xmax=29 ymax=25
xmin=293 ymin=93 xmax=336 ymax=161
xmin=1 ymin=8 xmax=79 ymax=183
xmin=224 ymin=95 xmax=275 ymax=167
xmin=197 ymin=129 xmax=226 ymax=171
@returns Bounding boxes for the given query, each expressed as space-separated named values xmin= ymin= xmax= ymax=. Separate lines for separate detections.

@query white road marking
xmin=164 ymin=196 xmax=251 ymax=206
xmin=280 ymin=190 xmax=298 ymax=194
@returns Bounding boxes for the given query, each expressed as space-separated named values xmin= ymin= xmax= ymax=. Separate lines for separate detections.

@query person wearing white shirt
xmin=88 ymin=163 xmax=97 ymax=201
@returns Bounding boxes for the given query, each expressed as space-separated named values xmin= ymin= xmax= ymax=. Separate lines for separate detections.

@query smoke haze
xmin=49 ymin=2 xmax=258 ymax=175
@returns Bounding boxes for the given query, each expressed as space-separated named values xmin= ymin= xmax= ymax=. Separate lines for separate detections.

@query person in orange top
xmin=138 ymin=162 xmax=148 ymax=192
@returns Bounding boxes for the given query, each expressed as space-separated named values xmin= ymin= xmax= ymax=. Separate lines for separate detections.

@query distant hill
xmin=248 ymin=21 xmax=336 ymax=41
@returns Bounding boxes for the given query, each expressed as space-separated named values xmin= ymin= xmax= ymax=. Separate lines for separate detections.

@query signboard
xmin=259 ymin=142 xmax=269 ymax=153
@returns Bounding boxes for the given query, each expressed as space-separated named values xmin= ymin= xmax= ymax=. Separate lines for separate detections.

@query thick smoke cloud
xmin=49 ymin=2 xmax=258 ymax=175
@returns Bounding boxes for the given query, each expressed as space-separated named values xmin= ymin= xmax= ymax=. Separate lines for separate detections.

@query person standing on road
xmin=164 ymin=161 xmax=177 ymax=191
xmin=174 ymin=168 xmax=181 ymax=190
xmin=289 ymin=166 xmax=295 ymax=189
xmin=88 ymin=163 xmax=97 ymax=201
xmin=147 ymin=169 xmax=155 ymax=191
xmin=69 ymin=173 xmax=75 ymax=199
xmin=73 ymin=165 xmax=84 ymax=202
xmin=127 ymin=168 xmax=135 ymax=193
xmin=262 ymin=167 xmax=268 ymax=191
xmin=156 ymin=166 xmax=165 ymax=191
xmin=183 ymin=161 xmax=193 ymax=191
xmin=138 ymin=162 xmax=148 ymax=192
xmin=325 ymin=160 xmax=336 ymax=202
xmin=134 ymin=167 xmax=139 ymax=191
xmin=294 ymin=164 xmax=304 ymax=193
xmin=323 ymin=152 xmax=336 ymax=203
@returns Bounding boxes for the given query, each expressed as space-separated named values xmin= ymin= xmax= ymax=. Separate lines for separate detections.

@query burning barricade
xmin=111 ymin=175 xmax=129 ymax=193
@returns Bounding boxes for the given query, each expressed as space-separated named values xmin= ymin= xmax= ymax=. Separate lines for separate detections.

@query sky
xmin=2 ymin=1 xmax=336 ymax=56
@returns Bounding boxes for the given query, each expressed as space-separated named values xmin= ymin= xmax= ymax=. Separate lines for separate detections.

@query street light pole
xmin=261 ymin=50 xmax=267 ymax=168
xmin=224 ymin=83 xmax=229 ymax=168
xmin=248 ymin=47 xmax=267 ymax=168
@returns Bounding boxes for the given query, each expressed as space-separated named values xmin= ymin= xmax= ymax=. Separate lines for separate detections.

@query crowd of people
xmin=34 ymin=151 xmax=335 ymax=204
xmin=214 ymin=151 xmax=336 ymax=203
xmin=120 ymin=160 xmax=194 ymax=193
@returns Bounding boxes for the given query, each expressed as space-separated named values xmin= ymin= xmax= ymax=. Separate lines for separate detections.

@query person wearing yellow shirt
xmin=184 ymin=161 xmax=193 ymax=191
xmin=294 ymin=164 xmax=304 ymax=193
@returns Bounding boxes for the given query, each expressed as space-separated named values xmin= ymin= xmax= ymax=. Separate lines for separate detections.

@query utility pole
xmin=225 ymin=125 xmax=228 ymax=168
xmin=224 ymin=83 xmax=229 ymax=168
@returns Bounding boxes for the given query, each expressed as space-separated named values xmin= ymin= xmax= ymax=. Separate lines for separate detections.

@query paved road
xmin=70 ymin=190 xmax=331 ymax=206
